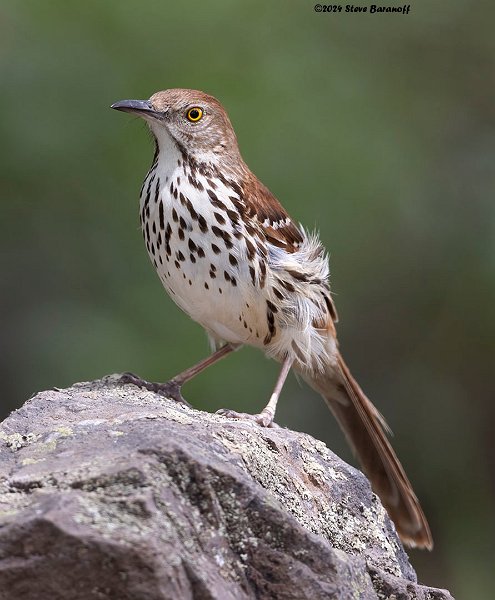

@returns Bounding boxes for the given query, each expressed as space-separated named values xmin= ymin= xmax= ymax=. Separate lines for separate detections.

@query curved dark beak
xmin=110 ymin=99 xmax=164 ymax=119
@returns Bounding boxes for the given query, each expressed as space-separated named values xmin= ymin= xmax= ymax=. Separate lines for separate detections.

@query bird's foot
xmin=119 ymin=372 xmax=190 ymax=407
xmin=216 ymin=408 xmax=279 ymax=428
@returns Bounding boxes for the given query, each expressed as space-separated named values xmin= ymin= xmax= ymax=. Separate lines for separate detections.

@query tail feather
xmin=300 ymin=351 xmax=433 ymax=550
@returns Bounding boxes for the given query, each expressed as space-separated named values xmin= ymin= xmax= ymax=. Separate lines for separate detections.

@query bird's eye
xmin=186 ymin=107 xmax=203 ymax=122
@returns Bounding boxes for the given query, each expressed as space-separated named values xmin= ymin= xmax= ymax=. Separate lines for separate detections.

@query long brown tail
xmin=300 ymin=351 xmax=433 ymax=550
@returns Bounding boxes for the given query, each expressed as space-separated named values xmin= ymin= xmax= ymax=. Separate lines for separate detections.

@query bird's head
xmin=111 ymin=88 xmax=240 ymax=163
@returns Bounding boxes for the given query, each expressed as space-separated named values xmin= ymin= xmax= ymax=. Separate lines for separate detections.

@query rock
xmin=0 ymin=376 xmax=453 ymax=600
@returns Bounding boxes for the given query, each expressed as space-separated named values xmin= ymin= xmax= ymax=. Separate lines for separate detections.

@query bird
xmin=111 ymin=88 xmax=433 ymax=550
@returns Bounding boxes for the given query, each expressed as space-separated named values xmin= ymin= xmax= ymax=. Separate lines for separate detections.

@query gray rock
xmin=0 ymin=376 xmax=453 ymax=600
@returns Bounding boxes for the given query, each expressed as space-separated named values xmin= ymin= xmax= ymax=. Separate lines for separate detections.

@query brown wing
xmin=240 ymin=171 xmax=339 ymax=325
xmin=241 ymin=172 xmax=303 ymax=253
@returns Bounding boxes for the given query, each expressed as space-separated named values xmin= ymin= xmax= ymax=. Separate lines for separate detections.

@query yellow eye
xmin=186 ymin=107 xmax=203 ymax=122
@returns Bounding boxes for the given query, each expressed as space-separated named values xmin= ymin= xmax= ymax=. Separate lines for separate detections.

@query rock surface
xmin=0 ymin=376 xmax=453 ymax=600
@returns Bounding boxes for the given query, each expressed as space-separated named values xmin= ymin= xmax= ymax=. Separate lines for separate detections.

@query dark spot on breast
xmin=229 ymin=180 xmax=242 ymax=197
xmin=197 ymin=246 xmax=205 ymax=258
xmin=226 ymin=209 xmax=238 ymax=224
xmin=288 ymin=269 xmax=309 ymax=282
xmin=178 ymin=228 xmax=185 ymax=241
xmin=246 ymin=238 xmax=256 ymax=260
xmin=273 ymin=287 xmax=284 ymax=300
xmin=188 ymin=239 xmax=197 ymax=253
xmin=207 ymin=189 xmax=226 ymax=210
xmin=143 ymin=175 xmax=154 ymax=208
xmin=207 ymin=188 xmax=218 ymax=202
xmin=259 ymin=261 xmax=267 ymax=288
xmin=280 ymin=280 xmax=295 ymax=292
xmin=263 ymin=308 xmax=277 ymax=345
xmin=211 ymin=243 xmax=221 ymax=254
xmin=266 ymin=300 xmax=278 ymax=313
xmin=190 ymin=254 xmax=196 ymax=263
xmin=249 ymin=265 xmax=256 ymax=286
xmin=172 ymin=208 xmax=178 ymax=222
xmin=211 ymin=227 xmax=233 ymax=249
xmin=198 ymin=215 xmax=208 ymax=233
xmin=230 ymin=196 xmax=244 ymax=211
xmin=185 ymin=198 xmax=198 ymax=220
xmin=214 ymin=212 xmax=226 ymax=225
xmin=217 ymin=171 xmax=228 ymax=186
xmin=158 ymin=201 xmax=164 ymax=230
xmin=154 ymin=178 xmax=160 ymax=203
xmin=229 ymin=254 xmax=238 ymax=267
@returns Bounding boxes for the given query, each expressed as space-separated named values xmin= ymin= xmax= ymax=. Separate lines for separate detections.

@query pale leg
xmin=120 ymin=343 xmax=238 ymax=405
xmin=217 ymin=355 xmax=294 ymax=427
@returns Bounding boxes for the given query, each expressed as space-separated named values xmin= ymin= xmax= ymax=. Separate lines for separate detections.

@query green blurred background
xmin=1 ymin=1 xmax=494 ymax=596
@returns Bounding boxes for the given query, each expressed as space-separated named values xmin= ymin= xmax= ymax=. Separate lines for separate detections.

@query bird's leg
xmin=120 ymin=343 xmax=238 ymax=405
xmin=217 ymin=355 xmax=293 ymax=427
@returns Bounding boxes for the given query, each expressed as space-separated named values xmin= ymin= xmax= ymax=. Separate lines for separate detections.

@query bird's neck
xmin=152 ymin=126 xmax=246 ymax=184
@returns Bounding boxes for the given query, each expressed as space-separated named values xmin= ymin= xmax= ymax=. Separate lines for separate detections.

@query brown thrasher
xmin=111 ymin=89 xmax=433 ymax=550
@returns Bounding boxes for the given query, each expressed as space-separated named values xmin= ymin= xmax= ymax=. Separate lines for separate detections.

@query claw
xmin=118 ymin=373 xmax=191 ymax=407
xmin=215 ymin=408 xmax=278 ymax=428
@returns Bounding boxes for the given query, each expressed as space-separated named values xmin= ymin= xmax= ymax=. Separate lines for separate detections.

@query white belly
xmin=140 ymin=158 xmax=268 ymax=348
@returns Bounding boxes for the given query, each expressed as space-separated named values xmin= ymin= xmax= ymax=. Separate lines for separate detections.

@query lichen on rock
xmin=0 ymin=376 xmax=453 ymax=600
